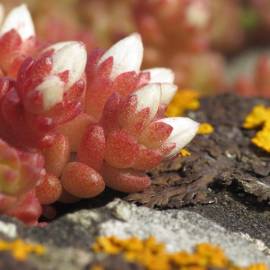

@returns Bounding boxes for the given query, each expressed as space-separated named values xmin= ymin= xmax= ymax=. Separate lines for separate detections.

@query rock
xmin=0 ymin=199 xmax=269 ymax=269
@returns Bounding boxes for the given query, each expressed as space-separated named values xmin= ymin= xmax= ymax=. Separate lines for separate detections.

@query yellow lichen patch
xmin=198 ymin=123 xmax=214 ymax=135
xmin=248 ymin=264 xmax=269 ymax=270
xmin=166 ymin=89 xmax=200 ymax=117
xmin=179 ymin=148 xmax=191 ymax=157
xmin=91 ymin=236 xmax=268 ymax=270
xmin=0 ymin=239 xmax=46 ymax=261
xmin=243 ymin=105 xmax=270 ymax=129
xmin=252 ymin=126 xmax=270 ymax=152
xmin=244 ymin=105 xmax=270 ymax=153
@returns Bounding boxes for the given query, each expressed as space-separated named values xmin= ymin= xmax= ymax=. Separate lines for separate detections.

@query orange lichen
xmin=244 ymin=105 xmax=270 ymax=153
xmin=243 ymin=105 xmax=270 ymax=129
xmin=0 ymin=239 xmax=46 ymax=261
xmin=252 ymin=126 xmax=270 ymax=152
xmin=179 ymin=148 xmax=191 ymax=157
xmin=198 ymin=123 xmax=214 ymax=135
xmin=166 ymin=89 xmax=200 ymax=117
xmin=91 ymin=236 xmax=268 ymax=270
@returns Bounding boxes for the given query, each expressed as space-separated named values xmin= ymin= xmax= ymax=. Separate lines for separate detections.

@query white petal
xmin=158 ymin=117 xmax=199 ymax=157
xmin=133 ymin=83 xmax=161 ymax=121
xmin=160 ymin=83 xmax=177 ymax=105
xmin=98 ymin=33 xmax=143 ymax=80
xmin=145 ymin=68 xmax=175 ymax=83
xmin=51 ymin=41 xmax=87 ymax=89
xmin=0 ymin=4 xmax=5 ymax=26
xmin=0 ymin=4 xmax=35 ymax=40
xmin=36 ymin=75 xmax=64 ymax=110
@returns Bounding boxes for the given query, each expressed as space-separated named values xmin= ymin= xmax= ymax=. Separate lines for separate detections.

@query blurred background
xmin=3 ymin=0 xmax=270 ymax=98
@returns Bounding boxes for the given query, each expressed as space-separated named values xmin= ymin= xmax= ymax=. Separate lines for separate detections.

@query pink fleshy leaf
xmin=57 ymin=112 xmax=93 ymax=151
xmin=0 ymin=30 xmax=22 ymax=74
xmin=86 ymin=48 xmax=105 ymax=81
xmin=117 ymin=95 xmax=151 ymax=136
xmin=105 ymin=129 xmax=139 ymax=168
xmin=43 ymin=133 xmax=70 ymax=177
xmin=133 ymin=145 xmax=163 ymax=170
xmin=78 ymin=124 xmax=105 ymax=171
xmin=61 ymin=162 xmax=105 ymax=198
xmin=102 ymin=163 xmax=151 ymax=193
xmin=85 ymin=57 xmax=113 ymax=121
xmin=101 ymin=93 xmax=121 ymax=133
xmin=138 ymin=121 xmax=173 ymax=149
xmin=36 ymin=173 xmax=62 ymax=205
xmin=0 ymin=29 xmax=36 ymax=77
xmin=6 ymin=190 xmax=42 ymax=225
xmin=112 ymin=71 xmax=138 ymax=96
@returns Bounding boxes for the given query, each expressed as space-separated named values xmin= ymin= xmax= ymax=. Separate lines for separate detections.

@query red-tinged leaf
xmin=0 ymin=30 xmax=22 ymax=74
xmin=105 ymin=130 xmax=139 ymax=168
xmin=64 ymin=77 xmax=85 ymax=103
xmin=24 ymin=51 xmax=53 ymax=86
xmin=117 ymin=95 xmax=137 ymax=127
xmin=112 ymin=71 xmax=138 ymax=96
xmin=0 ymin=79 xmax=19 ymax=103
xmin=85 ymin=76 xmax=113 ymax=121
xmin=101 ymin=93 xmax=121 ymax=133
xmin=39 ymin=99 xmax=83 ymax=128
xmin=160 ymin=143 xmax=176 ymax=157
xmin=133 ymin=146 xmax=162 ymax=170
xmin=6 ymin=190 xmax=42 ymax=225
xmin=96 ymin=56 xmax=113 ymax=79
xmin=61 ymin=162 xmax=105 ymax=198
xmin=36 ymin=174 xmax=62 ymax=205
xmin=137 ymin=71 xmax=150 ymax=88
xmin=43 ymin=133 xmax=70 ymax=177
xmin=16 ymin=57 xmax=34 ymax=88
xmin=57 ymin=113 xmax=93 ymax=151
xmin=0 ymin=30 xmax=36 ymax=77
xmin=118 ymin=95 xmax=150 ymax=136
xmin=86 ymin=48 xmax=105 ymax=81
xmin=1 ymin=89 xmax=26 ymax=137
xmin=102 ymin=163 xmax=151 ymax=193
xmin=139 ymin=121 xmax=173 ymax=149
xmin=78 ymin=124 xmax=105 ymax=171
xmin=18 ymin=150 xmax=45 ymax=195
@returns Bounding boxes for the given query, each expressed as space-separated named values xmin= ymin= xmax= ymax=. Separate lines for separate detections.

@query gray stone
xmin=0 ymin=199 xmax=269 ymax=269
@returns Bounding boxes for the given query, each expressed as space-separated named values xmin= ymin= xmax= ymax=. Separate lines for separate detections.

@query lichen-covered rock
xmin=0 ymin=199 xmax=269 ymax=269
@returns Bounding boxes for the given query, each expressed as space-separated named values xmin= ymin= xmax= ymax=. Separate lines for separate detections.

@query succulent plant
xmin=0 ymin=4 xmax=198 ymax=224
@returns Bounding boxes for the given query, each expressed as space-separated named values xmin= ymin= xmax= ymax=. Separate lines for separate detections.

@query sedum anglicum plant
xmin=0 ymin=4 xmax=198 ymax=225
